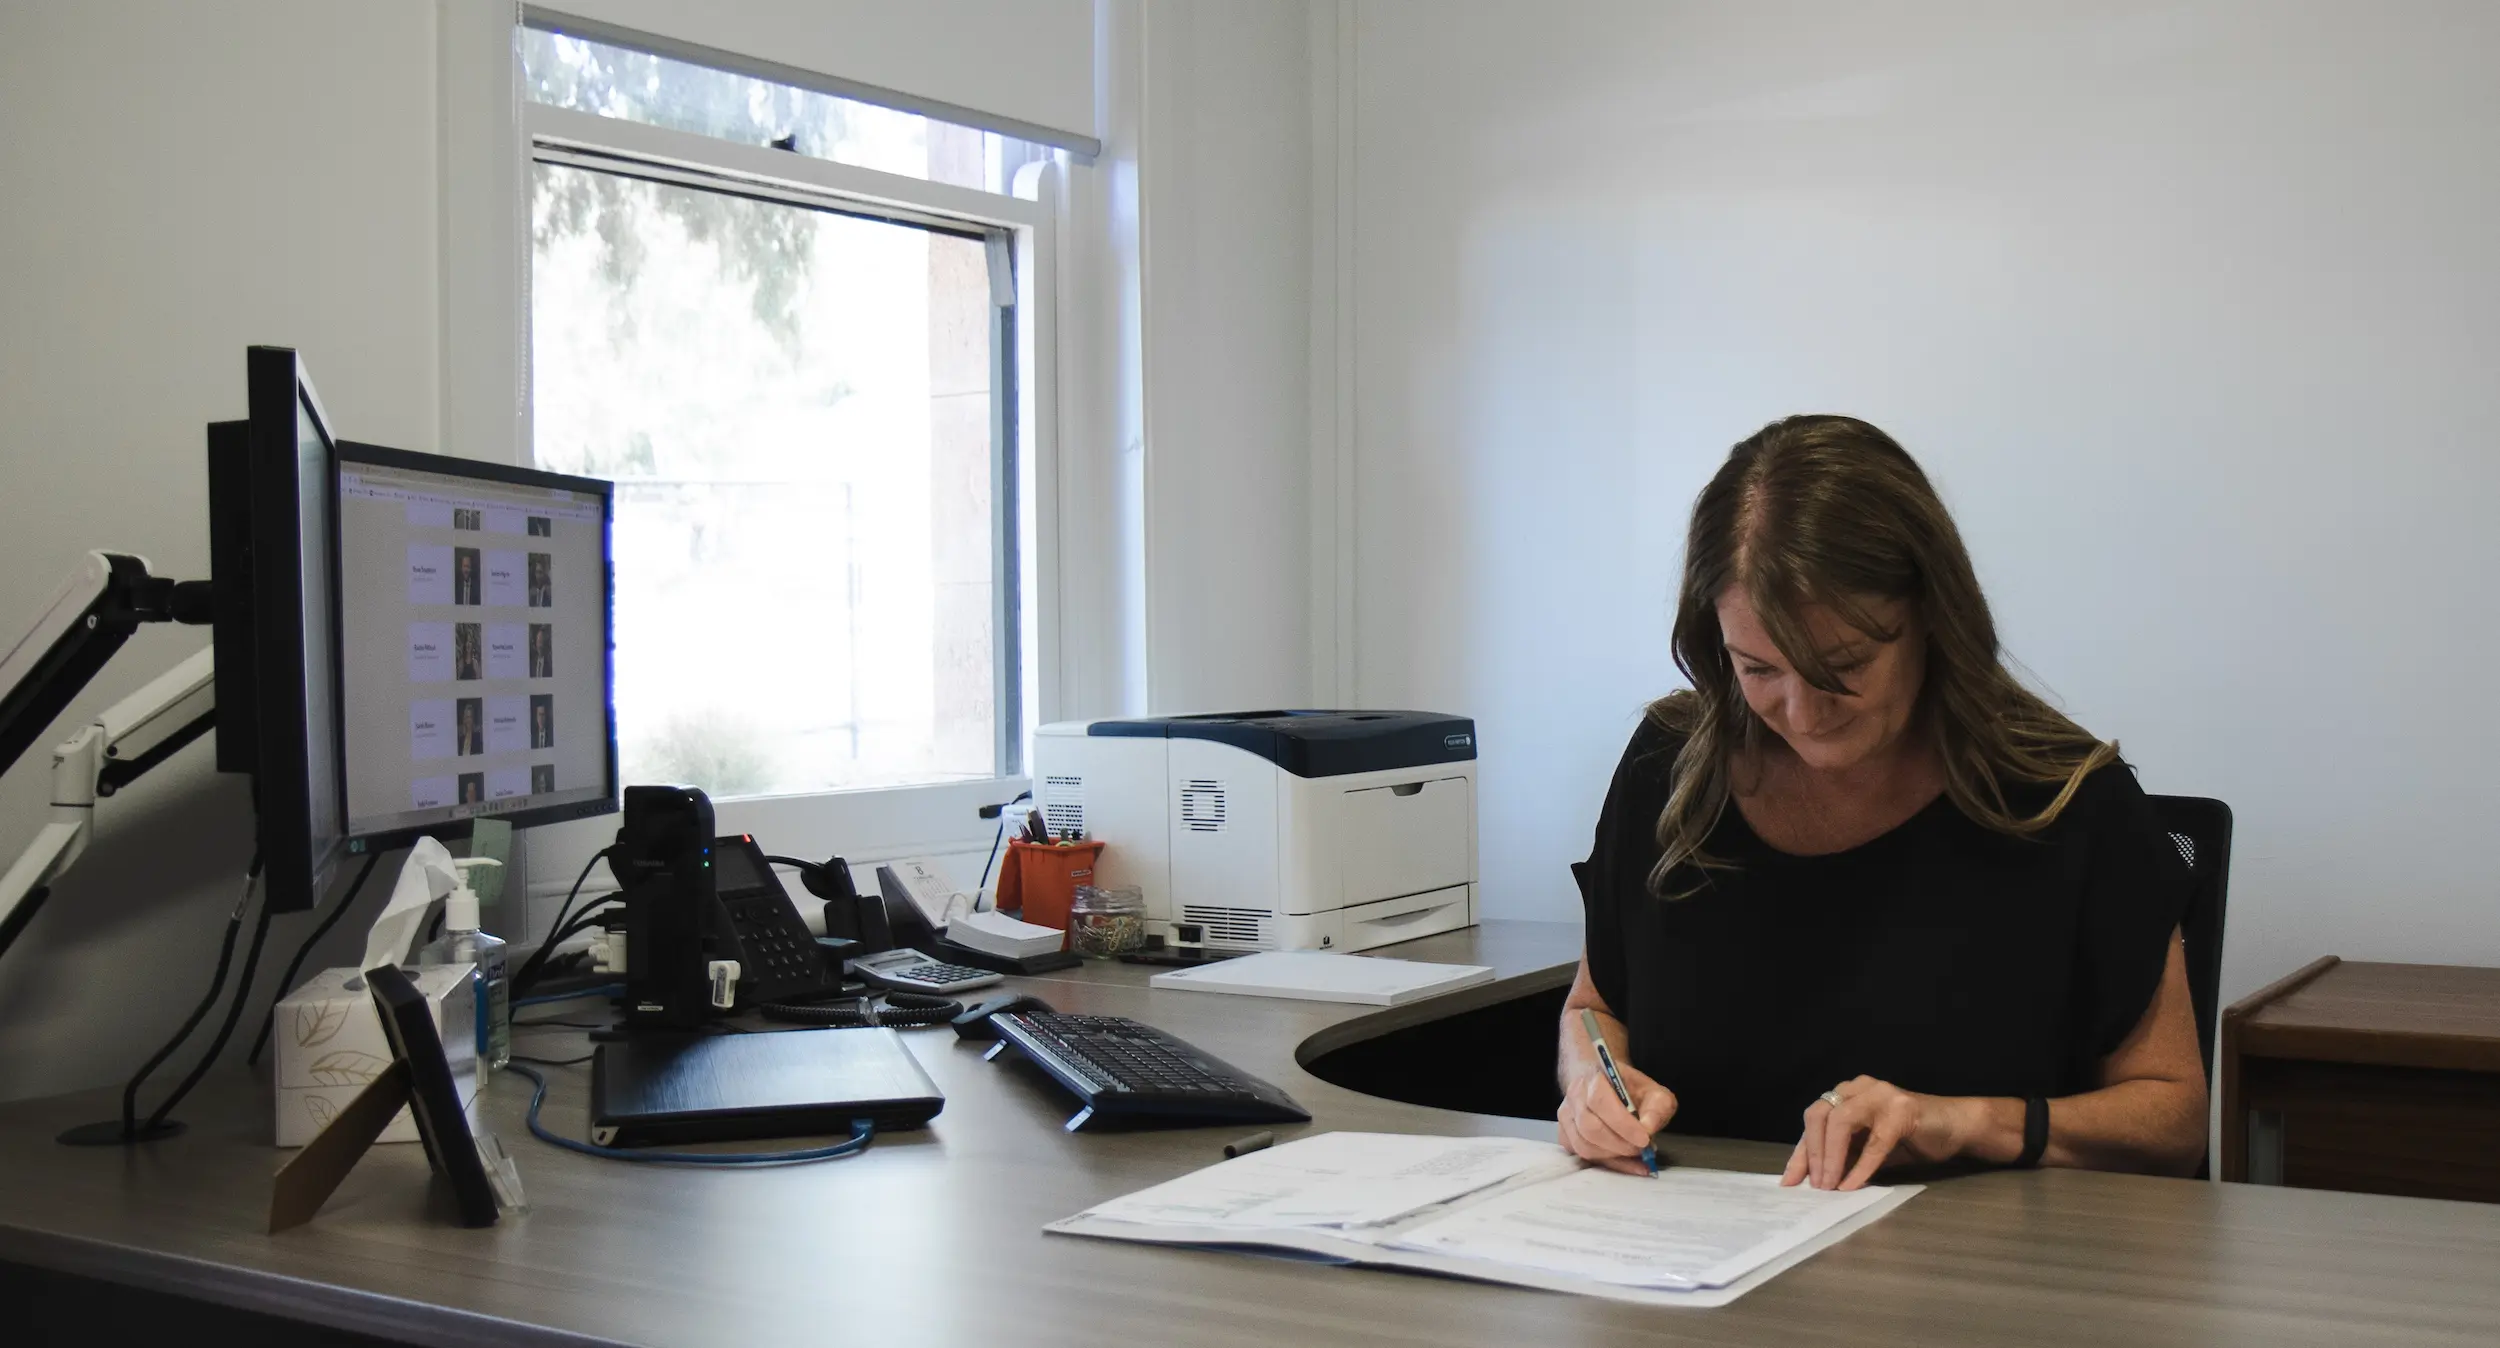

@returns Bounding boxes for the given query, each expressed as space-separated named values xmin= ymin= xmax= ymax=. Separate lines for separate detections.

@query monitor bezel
xmin=245 ymin=346 xmax=347 ymax=914
xmin=333 ymin=439 xmax=622 ymax=854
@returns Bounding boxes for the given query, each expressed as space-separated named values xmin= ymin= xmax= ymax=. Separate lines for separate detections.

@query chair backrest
xmin=2145 ymin=795 xmax=2233 ymax=1083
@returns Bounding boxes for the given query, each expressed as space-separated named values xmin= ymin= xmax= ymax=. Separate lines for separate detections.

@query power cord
xmin=511 ymin=847 xmax=613 ymax=998
xmin=248 ymin=850 xmax=384 ymax=1066
xmin=61 ymin=854 xmax=260 ymax=1145
xmin=144 ymin=858 xmax=283 ymax=1134
xmin=540 ymin=902 xmax=620 ymax=953
xmin=976 ymin=789 xmax=1033 ymax=894
xmin=515 ymin=982 xmax=621 ymax=1009
xmin=504 ymin=1062 xmax=874 ymax=1165
xmin=758 ymin=990 xmax=963 ymax=1027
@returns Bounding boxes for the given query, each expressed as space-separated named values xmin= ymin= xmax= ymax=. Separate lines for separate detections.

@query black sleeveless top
xmin=1575 ymin=716 xmax=2190 ymax=1144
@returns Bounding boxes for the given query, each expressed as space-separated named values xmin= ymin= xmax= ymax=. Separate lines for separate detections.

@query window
xmin=522 ymin=30 xmax=1050 ymax=801
xmin=520 ymin=28 xmax=1056 ymax=194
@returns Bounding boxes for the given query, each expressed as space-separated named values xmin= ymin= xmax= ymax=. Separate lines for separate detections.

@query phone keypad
xmin=724 ymin=894 xmax=828 ymax=993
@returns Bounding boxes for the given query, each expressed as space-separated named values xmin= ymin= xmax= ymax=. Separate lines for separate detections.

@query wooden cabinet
xmin=2220 ymin=957 xmax=2500 ymax=1203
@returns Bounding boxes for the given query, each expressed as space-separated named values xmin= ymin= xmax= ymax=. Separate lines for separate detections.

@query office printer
xmin=1029 ymin=711 xmax=1478 ymax=953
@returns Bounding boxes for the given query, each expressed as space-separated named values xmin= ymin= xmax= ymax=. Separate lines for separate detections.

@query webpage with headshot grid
xmin=336 ymin=458 xmax=610 ymax=839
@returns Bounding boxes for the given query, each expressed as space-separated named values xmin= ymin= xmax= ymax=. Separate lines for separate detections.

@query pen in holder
xmin=998 ymin=838 xmax=1106 ymax=942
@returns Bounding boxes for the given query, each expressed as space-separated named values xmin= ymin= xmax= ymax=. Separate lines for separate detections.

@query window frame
xmin=519 ymin=101 xmax=1062 ymax=869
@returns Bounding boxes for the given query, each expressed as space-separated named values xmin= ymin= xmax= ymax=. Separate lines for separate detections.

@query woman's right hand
xmin=1557 ymin=1064 xmax=1677 ymax=1174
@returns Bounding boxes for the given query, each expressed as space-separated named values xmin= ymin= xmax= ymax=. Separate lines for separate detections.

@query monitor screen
xmin=332 ymin=443 xmax=618 ymax=845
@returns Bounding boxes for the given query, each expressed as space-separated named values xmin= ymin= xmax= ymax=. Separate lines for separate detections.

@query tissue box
xmin=273 ymin=965 xmax=480 ymax=1147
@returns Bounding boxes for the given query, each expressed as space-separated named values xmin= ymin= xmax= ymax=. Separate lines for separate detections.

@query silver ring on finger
xmin=1817 ymin=1089 xmax=1846 ymax=1110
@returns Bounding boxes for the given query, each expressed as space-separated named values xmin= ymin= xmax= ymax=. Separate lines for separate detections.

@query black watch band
xmin=2016 ymin=1096 xmax=2049 ymax=1168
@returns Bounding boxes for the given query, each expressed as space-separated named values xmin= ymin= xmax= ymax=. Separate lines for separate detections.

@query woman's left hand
xmin=1780 ymin=1076 xmax=1969 ymax=1190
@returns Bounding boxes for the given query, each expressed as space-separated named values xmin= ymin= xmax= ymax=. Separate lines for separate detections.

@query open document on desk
xmin=1046 ymin=1133 xmax=1919 ymax=1308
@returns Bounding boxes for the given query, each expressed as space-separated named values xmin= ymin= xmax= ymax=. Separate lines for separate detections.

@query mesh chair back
xmin=2147 ymin=793 xmax=2233 ymax=1085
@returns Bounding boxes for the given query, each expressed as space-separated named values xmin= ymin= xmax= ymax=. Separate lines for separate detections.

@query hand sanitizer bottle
xmin=418 ymin=857 xmax=511 ymax=1071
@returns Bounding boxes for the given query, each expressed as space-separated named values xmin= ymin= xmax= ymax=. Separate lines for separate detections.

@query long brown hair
xmin=1648 ymin=415 xmax=2114 ymax=896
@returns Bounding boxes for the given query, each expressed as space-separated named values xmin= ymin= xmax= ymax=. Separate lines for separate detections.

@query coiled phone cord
xmin=756 ymin=989 xmax=963 ymax=1028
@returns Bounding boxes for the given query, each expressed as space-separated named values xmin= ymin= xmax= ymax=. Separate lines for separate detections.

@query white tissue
xmin=357 ymin=836 xmax=460 ymax=978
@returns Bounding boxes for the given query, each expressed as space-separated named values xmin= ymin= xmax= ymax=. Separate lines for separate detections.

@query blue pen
xmin=1579 ymin=1008 xmax=1658 ymax=1176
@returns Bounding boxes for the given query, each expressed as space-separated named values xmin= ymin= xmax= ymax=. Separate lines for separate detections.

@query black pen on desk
xmin=1223 ymin=1131 xmax=1274 ymax=1159
xmin=1579 ymin=1008 xmax=1658 ymax=1176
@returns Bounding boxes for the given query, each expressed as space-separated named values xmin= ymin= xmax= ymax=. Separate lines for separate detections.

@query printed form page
xmin=1080 ymin=1133 xmax=1573 ymax=1231
xmin=1389 ymin=1166 xmax=1893 ymax=1290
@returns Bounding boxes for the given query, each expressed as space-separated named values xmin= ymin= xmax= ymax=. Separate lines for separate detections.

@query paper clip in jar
xmin=1066 ymin=885 xmax=1147 ymax=958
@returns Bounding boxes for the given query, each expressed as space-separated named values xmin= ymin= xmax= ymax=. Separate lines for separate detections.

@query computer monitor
xmin=331 ymin=441 xmax=618 ymax=850
xmin=201 ymin=346 xmax=349 ymax=914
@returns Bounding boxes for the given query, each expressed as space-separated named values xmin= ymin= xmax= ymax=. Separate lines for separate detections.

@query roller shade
xmin=526 ymin=1 xmax=1099 ymax=157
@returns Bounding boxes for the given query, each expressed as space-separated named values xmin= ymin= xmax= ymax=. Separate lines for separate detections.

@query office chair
xmin=2147 ymin=793 xmax=2232 ymax=1178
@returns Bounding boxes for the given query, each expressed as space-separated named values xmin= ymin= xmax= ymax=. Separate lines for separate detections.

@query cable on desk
xmin=249 ymin=850 xmax=383 ymax=1067
xmin=506 ymin=904 xmax=620 ymax=1003
xmin=758 ymin=990 xmax=963 ymax=1028
xmin=510 ymin=1052 xmax=593 ymax=1068
xmin=976 ymin=788 xmax=1033 ymax=893
xmin=541 ymin=902 xmax=619 ymax=949
xmin=515 ymin=982 xmax=622 ymax=1009
xmin=511 ymin=848 xmax=612 ymax=998
xmin=112 ymin=856 xmax=257 ymax=1139
xmin=146 ymin=859 xmax=283 ymax=1131
xmin=505 ymin=1063 xmax=874 ymax=1166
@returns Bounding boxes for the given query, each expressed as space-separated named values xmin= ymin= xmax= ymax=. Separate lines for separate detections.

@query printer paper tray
xmin=1338 ymin=885 xmax=1473 ymax=952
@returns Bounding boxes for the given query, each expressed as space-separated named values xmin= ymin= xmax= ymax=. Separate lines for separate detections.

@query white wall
xmin=1138 ymin=0 xmax=1315 ymax=713
xmin=0 ymin=0 xmax=443 ymax=1099
xmin=1338 ymin=0 xmax=2500 ymax=1005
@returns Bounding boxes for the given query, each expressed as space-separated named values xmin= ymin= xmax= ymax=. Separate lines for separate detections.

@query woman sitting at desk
xmin=1558 ymin=415 xmax=2207 ymax=1190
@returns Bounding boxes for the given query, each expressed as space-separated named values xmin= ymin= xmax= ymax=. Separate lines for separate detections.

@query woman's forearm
xmin=1945 ymin=1078 xmax=2206 ymax=1175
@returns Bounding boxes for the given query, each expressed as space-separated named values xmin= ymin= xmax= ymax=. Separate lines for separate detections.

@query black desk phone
xmin=710 ymin=835 xmax=845 ymax=1007
xmin=709 ymin=835 xmax=997 ymax=1003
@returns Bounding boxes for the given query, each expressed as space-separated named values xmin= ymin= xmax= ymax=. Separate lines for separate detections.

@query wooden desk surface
xmin=2234 ymin=958 xmax=2500 ymax=1073
xmin=5 ymin=921 xmax=2499 ymax=1347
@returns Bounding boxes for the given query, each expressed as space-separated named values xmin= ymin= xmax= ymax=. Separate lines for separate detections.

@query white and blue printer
xmin=1029 ymin=711 xmax=1478 ymax=953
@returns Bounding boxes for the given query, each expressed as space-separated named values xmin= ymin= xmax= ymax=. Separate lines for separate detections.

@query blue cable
xmin=504 ymin=1063 xmax=875 ymax=1166
xmin=513 ymin=983 xmax=623 ymax=1009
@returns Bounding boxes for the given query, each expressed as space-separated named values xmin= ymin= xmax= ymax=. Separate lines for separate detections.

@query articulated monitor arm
xmin=0 ymin=554 xmax=215 ymax=958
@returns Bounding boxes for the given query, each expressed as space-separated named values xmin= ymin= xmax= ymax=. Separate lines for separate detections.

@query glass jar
xmin=1067 ymin=884 xmax=1147 ymax=958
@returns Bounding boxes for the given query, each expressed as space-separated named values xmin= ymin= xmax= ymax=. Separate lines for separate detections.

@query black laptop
xmin=590 ymin=1027 xmax=945 ymax=1148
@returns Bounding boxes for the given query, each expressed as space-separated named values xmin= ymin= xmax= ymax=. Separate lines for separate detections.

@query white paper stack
xmin=1148 ymin=949 xmax=1493 ymax=1005
xmin=947 ymin=908 xmax=1067 ymax=960
xmin=1047 ymin=1132 xmax=1920 ymax=1308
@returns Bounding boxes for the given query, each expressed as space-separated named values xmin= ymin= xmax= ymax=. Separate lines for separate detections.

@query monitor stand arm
xmin=0 ymin=554 xmax=215 ymax=960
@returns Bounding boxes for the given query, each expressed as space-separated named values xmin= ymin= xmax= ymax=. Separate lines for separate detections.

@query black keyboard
xmin=984 ymin=1011 xmax=1310 ymax=1132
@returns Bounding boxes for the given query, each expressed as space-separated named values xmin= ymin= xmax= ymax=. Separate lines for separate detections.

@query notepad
xmin=1147 ymin=950 xmax=1493 ymax=1005
xmin=1047 ymin=1132 xmax=1919 ymax=1308
xmin=946 ymin=909 xmax=1066 ymax=960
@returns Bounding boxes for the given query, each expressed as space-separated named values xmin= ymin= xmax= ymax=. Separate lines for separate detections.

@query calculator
xmin=847 ymin=948 xmax=1004 ymax=995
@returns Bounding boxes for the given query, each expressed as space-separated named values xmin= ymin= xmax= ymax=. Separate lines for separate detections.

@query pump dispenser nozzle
xmin=444 ymin=857 xmax=503 ymax=932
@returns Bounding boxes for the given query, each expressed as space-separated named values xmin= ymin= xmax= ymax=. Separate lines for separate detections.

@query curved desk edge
xmin=1293 ymin=961 xmax=1576 ymax=1073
